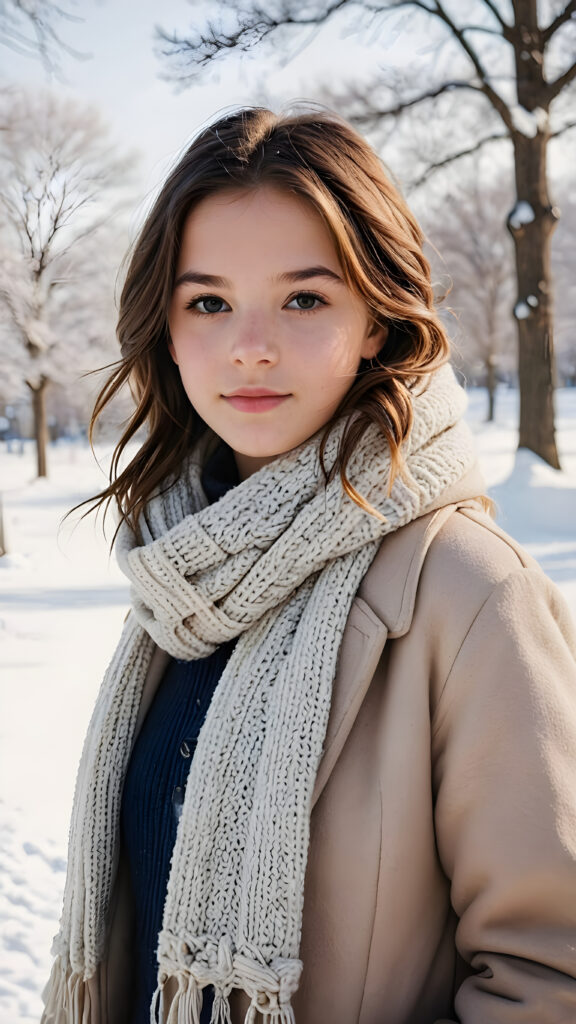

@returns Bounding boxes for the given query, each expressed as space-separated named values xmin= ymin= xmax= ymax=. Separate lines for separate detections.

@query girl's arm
xmin=432 ymin=568 xmax=576 ymax=1021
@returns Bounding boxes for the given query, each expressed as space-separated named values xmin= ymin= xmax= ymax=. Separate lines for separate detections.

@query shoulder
xmin=418 ymin=507 xmax=542 ymax=634
xmin=420 ymin=509 xmax=576 ymax=668
xmin=359 ymin=502 xmax=541 ymax=639
xmin=359 ymin=502 xmax=576 ymax=711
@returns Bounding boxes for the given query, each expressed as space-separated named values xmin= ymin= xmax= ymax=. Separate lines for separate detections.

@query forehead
xmin=177 ymin=186 xmax=341 ymax=272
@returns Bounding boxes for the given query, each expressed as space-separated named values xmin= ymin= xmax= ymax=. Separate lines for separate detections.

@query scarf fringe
xmin=243 ymin=1007 xmax=296 ymax=1024
xmin=41 ymin=955 xmax=93 ymax=1024
xmin=150 ymin=975 xmax=257 ymax=1024
xmin=157 ymin=936 xmax=302 ymax=1024
xmin=212 ymin=987 xmax=233 ymax=1024
xmin=151 ymin=972 xmax=204 ymax=1024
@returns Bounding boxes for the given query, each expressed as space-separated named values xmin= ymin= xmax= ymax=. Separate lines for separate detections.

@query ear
xmin=361 ymin=322 xmax=388 ymax=361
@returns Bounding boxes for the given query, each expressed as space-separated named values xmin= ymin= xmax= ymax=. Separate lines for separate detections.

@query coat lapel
xmin=312 ymin=596 xmax=388 ymax=807
xmin=312 ymin=503 xmax=475 ymax=806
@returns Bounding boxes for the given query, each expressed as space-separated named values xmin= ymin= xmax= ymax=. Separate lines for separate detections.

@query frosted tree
xmin=420 ymin=173 xmax=516 ymax=421
xmin=0 ymin=88 xmax=136 ymax=476
xmin=157 ymin=0 xmax=576 ymax=468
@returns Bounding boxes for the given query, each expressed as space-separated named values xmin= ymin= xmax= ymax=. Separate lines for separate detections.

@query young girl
xmin=42 ymin=108 xmax=576 ymax=1024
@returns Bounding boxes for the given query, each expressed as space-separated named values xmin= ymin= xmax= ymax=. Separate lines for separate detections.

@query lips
xmin=222 ymin=388 xmax=290 ymax=413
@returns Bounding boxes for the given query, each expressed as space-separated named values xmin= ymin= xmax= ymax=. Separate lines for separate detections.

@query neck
xmin=233 ymin=450 xmax=280 ymax=481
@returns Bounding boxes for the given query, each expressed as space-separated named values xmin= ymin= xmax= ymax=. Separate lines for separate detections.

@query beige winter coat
xmin=51 ymin=494 xmax=576 ymax=1024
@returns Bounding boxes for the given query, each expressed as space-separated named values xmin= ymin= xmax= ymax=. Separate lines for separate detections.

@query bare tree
xmin=0 ymin=88 xmax=136 ymax=477
xmin=421 ymin=171 xmax=517 ymax=420
xmin=157 ymin=0 xmax=576 ymax=469
xmin=0 ymin=0 xmax=82 ymax=71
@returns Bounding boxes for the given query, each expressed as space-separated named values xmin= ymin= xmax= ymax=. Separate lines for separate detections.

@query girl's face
xmin=168 ymin=186 xmax=385 ymax=479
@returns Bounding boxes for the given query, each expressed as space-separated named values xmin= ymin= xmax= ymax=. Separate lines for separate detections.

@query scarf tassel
xmin=211 ymin=987 xmax=233 ymax=1024
xmin=243 ymin=1006 xmax=296 ymax=1024
xmin=150 ymin=974 xmax=296 ymax=1024
xmin=41 ymin=955 xmax=93 ymax=1024
xmin=152 ymin=972 xmax=203 ymax=1024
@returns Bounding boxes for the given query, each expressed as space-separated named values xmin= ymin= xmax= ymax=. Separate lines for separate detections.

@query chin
xmin=230 ymin=438 xmax=300 ymax=459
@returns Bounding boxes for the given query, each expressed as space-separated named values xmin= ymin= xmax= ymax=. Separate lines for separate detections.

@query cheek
xmin=167 ymin=308 xmax=181 ymax=364
xmin=167 ymin=319 xmax=208 ymax=372
xmin=167 ymin=335 xmax=178 ymax=365
xmin=320 ymin=325 xmax=366 ymax=380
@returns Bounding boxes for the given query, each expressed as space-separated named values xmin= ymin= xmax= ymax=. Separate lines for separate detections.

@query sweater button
xmin=172 ymin=785 xmax=185 ymax=821
xmin=180 ymin=739 xmax=192 ymax=758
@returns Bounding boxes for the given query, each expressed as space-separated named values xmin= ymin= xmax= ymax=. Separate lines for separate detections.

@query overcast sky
xmin=3 ymin=0 xmax=573 ymax=214
xmin=2 ymin=0 xmax=432 ymax=198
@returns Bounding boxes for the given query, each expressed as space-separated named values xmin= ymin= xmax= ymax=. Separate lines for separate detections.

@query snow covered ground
xmin=1 ymin=387 xmax=575 ymax=1023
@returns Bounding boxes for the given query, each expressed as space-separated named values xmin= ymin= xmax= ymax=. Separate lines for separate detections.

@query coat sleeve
xmin=431 ymin=568 xmax=576 ymax=1023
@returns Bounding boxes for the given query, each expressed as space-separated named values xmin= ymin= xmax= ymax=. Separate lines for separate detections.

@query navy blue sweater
xmin=121 ymin=444 xmax=239 ymax=1023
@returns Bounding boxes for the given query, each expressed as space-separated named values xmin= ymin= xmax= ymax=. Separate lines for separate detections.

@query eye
xmin=186 ymin=295 xmax=230 ymax=314
xmin=285 ymin=291 xmax=325 ymax=311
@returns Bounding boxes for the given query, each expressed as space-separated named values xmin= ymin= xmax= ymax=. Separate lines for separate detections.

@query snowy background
xmin=1 ymin=385 xmax=575 ymax=1023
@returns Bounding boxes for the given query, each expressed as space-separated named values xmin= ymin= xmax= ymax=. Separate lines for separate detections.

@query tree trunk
xmin=508 ymin=1 xmax=560 ymax=469
xmin=508 ymin=128 xmax=560 ymax=468
xmin=26 ymin=375 xmax=49 ymax=478
xmin=485 ymin=356 xmax=496 ymax=423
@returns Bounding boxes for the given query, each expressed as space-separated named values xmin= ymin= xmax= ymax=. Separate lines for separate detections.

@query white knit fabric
xmin=43 ymin=365 xmax=475 ymax=1024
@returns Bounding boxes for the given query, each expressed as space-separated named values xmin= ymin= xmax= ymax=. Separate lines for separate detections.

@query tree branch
xmin=0 ymin=0 xmax=86 ymax=72
xmin=425 ymin=1 xmax=515 ymax=132
xmin=156 ymin=0 xmax=348 ymax=77
xmin=461 ymin=24 xmax=506 ymax=38
xmin=477 ymin=0 xmax=510 ymax=32
xmin=350 ymin=78 xmax=482 ymax=125
xmin=546 ymin=62 xmax=576 ymax=105
xmin=384 ymin=0 xmax=510 ymax=33
xmin=550 ymin=118 xmax=576 ymax=139
xmin=409 ymin=131 xmax=509 ymax=188
xmin=542 ymin=1 xmax=576 ymax=45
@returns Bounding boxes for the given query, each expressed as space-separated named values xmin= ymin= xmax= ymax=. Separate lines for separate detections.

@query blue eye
xmin=286 ymin=292 xmax=325 ymax=311
xmin=187 ymin=295 xmax=230 ymax=314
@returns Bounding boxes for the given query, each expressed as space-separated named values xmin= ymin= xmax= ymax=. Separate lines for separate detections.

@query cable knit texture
xmin=42 ymin=365 xmax=476 ymax=1024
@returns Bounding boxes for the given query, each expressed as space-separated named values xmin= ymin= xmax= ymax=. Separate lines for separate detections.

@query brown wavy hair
xmin=87 ymin=106 xmax=451 ymax=535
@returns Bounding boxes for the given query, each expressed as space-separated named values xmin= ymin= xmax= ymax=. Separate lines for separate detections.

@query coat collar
xmin=359 ymin=466 xmax=486 ymax=639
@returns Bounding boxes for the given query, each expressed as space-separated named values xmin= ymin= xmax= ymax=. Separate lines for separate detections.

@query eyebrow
xmin=173 ymin=265 xmax=344 ymax=288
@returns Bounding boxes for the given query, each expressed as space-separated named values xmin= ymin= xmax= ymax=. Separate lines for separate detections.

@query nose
xmin=229 ymin=314 xmax=279 ymax=367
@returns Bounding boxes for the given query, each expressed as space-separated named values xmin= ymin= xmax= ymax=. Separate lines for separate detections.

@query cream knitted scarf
xmin=43 ymin=365 xmax=475 ymax=1024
